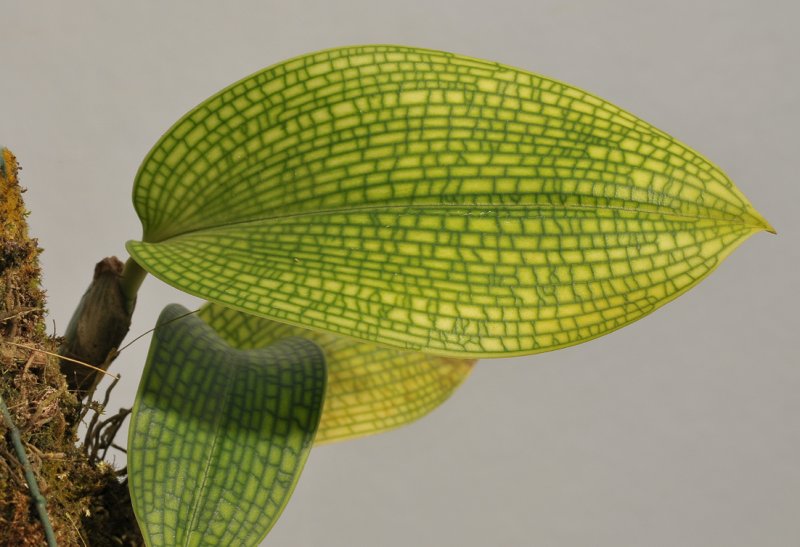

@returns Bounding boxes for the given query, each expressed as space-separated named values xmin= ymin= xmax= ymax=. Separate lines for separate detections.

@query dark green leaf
xmin=128 ymin=304 xmax=326 ymax=546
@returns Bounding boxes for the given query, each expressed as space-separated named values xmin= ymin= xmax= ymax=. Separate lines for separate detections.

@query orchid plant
xmin=94 ymin=45 xmax=771 ymax=545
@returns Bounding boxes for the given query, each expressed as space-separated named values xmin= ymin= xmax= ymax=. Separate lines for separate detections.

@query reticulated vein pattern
xmin=200 ymin=303 xmax=475 ymax=443
xmin=128 ymin=304 xmax=326 ymax=546
xmin=128 ymin=45 xmax=771 ymax=357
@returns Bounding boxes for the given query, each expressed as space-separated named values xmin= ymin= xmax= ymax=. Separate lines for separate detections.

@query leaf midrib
xmin=182 ymin=346 xmax=234 ymax=547
xmin=142 ymin=201 xmax=769 ymax=244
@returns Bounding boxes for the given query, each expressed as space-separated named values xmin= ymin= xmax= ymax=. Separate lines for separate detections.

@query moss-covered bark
xmin=0 ymin=149 xmax=142 ymax=546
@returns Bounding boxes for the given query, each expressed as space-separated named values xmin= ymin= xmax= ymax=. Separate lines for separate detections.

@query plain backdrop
xmin=2 ymin=1 xmax=798 ymax=546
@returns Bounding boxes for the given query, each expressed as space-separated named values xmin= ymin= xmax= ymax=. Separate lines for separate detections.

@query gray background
xmin=2 ymin=1 xmax=798 ymax=545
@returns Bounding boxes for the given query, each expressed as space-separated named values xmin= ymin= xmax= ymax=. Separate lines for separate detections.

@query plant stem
xmin=59 ymin=257 xmax=141 ymax=398
xmin=0 ymin=392 xmax=58 ymax=547
xmin=120 ymin=257 xmax=147 ymax=313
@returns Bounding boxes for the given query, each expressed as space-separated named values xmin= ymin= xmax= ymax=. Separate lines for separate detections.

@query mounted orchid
xmin=72 ymin=45 xmax=770 ymax=545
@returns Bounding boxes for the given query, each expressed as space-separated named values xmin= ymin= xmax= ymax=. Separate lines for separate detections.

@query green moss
xmin=1 ymin=148 xmax=142 ymax=546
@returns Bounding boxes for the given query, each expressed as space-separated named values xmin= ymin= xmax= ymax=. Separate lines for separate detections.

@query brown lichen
xmin=1 ymin=148 xmax=142 ymax=546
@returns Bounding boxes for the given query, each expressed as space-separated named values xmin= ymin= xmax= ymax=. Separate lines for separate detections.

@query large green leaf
xmin=127 ymin=45 xmax=772 ymax=357
xmin=128 ymin=304 xmax=326 ymax=546
xmin=199 ymin=303 xmax=475 ymax=444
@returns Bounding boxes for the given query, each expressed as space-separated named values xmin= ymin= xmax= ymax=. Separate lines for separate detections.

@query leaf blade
xmin=128 ymin=304 xmax=326 ymax=546
xmin=129 ymin=207 xmax=760 ymax=356
xmin=199 ymin=303 xmax=475 ymax=444
xmin=129 ymin=45 xmax=772 ymax=356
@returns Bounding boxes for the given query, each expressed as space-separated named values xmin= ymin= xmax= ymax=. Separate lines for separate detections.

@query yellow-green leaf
xmin=199 ymin=303 xmax=475 ymax=444
xmin=128 ymin=304 xmax=326 ymax=546
xmin=127 ymin=45 xmax=772 ymax=357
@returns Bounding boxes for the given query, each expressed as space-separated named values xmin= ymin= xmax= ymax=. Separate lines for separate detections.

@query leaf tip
xmin=752 ymin=209 xmax=777 ymax=235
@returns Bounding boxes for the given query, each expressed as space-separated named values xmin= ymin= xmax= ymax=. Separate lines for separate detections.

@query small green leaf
xmin=128 ymin=304 xmax=326 ymax=547
xmin=127 ymin=45 xmax=772 ymax=357
xmin=199 ymin=303 xmax=475 ymax=444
